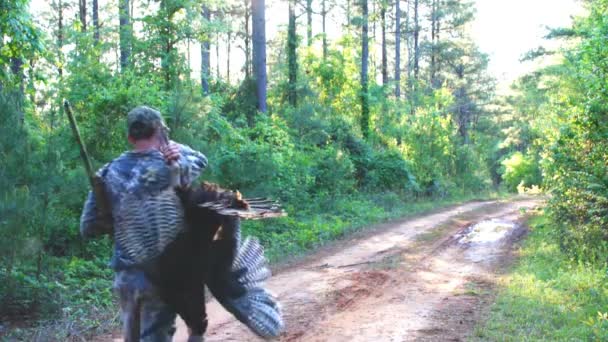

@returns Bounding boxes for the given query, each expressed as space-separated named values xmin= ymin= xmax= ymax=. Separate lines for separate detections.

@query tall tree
xmin=381 ymin=0 xmax=388 ymax=87
xmin=93 ymin=0 xmax=99 ymax=43
xmin=52 ymin=0 xmax=65 ymax=77
xmin=244 ymin=0 xmax=252 ymax=78
xmin=226 ymin=31 xmax=232 ymax=84
xmin=201 ymin=5 xmax=211 ymax=95
xmin=157 ymin=0 xmax=185 ymax=90
xmin=287 ymin=0 xmax=298 ymax=106
xmin=360 ymin=0 xmax=370 ymax=138
xmin=216 ymin=31 xmax=221 ymax=79
xmin=413 ymin=0 xmax=419 ymax=80
xmin=394 ymin=0 xmax=401 ymax=98
xmin=0 ymin=0 xmax=41 ymax=122
xmin=345 ymin=0 xmax=352 ymax=30
xmin=306 ymin=0 xmax=313 ymax=47
xmin=430 ymin=0 xmax=439 ymax=88
xmin=9 ymin=57 xmax=24 ymax=123
xmin=322 ymin=0 xmax=329 ymax=59
xmin=252 ymin=0 xmax=267 ymax=115
xmin=79 ymin=0 xmax=87 ymax=31
xmin=426 ymin=0 xmax=475 ymax=89
xmin=119 ymin=0 xmax=131 ymax=71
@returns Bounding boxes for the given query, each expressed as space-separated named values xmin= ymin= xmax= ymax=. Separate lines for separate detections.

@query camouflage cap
xmin=127 ymin=106 xmax=169 ymax=140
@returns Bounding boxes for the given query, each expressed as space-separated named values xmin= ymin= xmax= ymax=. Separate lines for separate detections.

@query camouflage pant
xmin=114 ymin=269 xmax=176 ymax=342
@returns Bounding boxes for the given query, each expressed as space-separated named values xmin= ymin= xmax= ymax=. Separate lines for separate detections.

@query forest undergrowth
xmin=2 ymin=0 xmax=607 ymax=339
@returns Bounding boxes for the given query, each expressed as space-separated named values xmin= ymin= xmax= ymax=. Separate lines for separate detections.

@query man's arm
xmin=80 ymin=191 xmax=106 ymax=238
xmin=80 ymin=167 xmax=113 ymax=239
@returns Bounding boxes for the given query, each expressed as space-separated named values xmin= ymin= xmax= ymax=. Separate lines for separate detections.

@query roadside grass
xmin=1 ymin=190 xmax=503 ymax=341
xmin=472 ymin=214 xmax=608 ymax=341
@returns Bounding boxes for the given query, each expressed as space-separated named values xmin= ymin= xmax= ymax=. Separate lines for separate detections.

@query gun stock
xmin=64 ymin=100 xmax=113 ymax=235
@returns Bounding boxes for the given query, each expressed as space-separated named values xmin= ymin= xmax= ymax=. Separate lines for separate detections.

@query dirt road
xmin=169 ymin=197 xmax=540 ymax=342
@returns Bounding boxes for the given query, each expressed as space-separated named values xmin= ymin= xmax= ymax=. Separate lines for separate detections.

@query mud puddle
xmin=456 ymin=218 xmax=525 ymax=264
xmin=96 ymin=197 xmax=540 ymax=342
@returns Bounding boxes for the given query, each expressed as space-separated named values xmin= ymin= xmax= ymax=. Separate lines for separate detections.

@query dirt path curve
xmin=169 ymin=197 xmax=541 ymax=342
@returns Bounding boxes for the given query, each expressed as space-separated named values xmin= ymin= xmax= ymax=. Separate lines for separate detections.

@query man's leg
xmin=115 ymin=270 xmax=145 ymax=342
xmin=115 ymin=270 xmax=177 ymax=342
xmin=140 ymin=290 xmax=177 ymax=342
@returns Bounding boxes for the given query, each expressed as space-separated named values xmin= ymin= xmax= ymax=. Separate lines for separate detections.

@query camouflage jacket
xmin=79 ymin=143 xmax=208 ymax=270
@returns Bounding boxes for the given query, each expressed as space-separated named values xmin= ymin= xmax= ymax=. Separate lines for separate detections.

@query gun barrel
xmin=63 ymin=100 xmax=112 ymax=228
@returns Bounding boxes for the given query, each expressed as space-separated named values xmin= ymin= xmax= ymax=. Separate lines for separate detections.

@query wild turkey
xmin=114 ymin=165 xmax=285 ymax=340
xmin=158 ymin=182 xmax=284 ymax=339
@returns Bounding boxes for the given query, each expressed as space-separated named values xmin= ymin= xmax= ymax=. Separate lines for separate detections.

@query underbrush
xmin=1 ymin=190 xmax=499 ymax=340
xmin=473 ymin=214 xmax=608 ymax=341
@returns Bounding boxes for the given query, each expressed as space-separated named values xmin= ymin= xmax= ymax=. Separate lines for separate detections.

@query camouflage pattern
xmin=79 ymin=143 xmax=207 ymax=340
xmin=114 ymin=269 xmax=177 ymax=342
xmin=126 ymin=106 xmax=169 ymax=140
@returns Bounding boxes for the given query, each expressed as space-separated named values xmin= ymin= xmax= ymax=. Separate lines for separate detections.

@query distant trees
xmin=0 ymin=0 xmax=41 ymax=122
xmin=360 ymin=0 xmax=370 ymax=138
xmin=78 ymin=0 xmax=86 ymax=31
xmin=394 ymin=0 xmax=401 ymax=98
xmin=119 ymin=0 xmax=131 ymax=71
xmin=201 ymin=5 xmax=211 ymax=95
xmin=287 ymin=0 xmax=297 ymax=107
xmin=252 ymin=0 xmax=267 ymax=114
xmin=0 ymin=1 xmax=526 ymax=333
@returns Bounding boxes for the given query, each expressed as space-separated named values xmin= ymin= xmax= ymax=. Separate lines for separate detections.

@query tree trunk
xmin=244 ymin=0 xmax=251 ymax=78
xmin=371 ymin=0 xmax=377 ymax=81
xmin=456 ymin=86 xmax=469 ymax=143
xmin=201 ymin=5 xmax=211 ymax=95
xmin=306 ymin=0 xmax=313 ymax=47
xmin=93 ymin=0 xmax=99 ymax=43
xmin=28 ymin=59 xmax=35 ymax=105
xmin=37 ymin=191 xmax=49 ymax=279
xmin=226 ymin=31 xmax=232 ymax=84
xmin=454 ymin=66 xmax=469 ymax=143
xmin=346 ymin=0 xmax=351 ymax=29
xmin=405 ymin=0 xmax=413 ymax=92
xmin=413 ymin=0 xmax=419 ymax=80
xmin=119 ymin=0 xmax=131 ymax=71
xmin=360 ymin=0 xmax=370 ymax=139
xmin=381 ymin=0 xmax=387 ymax=87
xmin=58 ymin=0 xmax=64 ymax=77
xmin=288 ymin=0 xmax=298 ymax=106
xmin=430 ymin=0 xmax=439 ymax=88
xmin=252 ymin=0 xmax=267 ymax=116
xmin=79 ymin=0 xmax=87 ymax=31
xmin=10 ymin=57 xmax=24 ymax=124
xmin=434 ymin=1 xmax=441 ymax=88
xmin=216 ymin=31 xmax=221 ymax=79
xmin=322 ymin=0 xmax=328 ymax=59
xmin=159 ymin=0 xmax=178 ymax=90
xmin=394 ymin=0 xmax=401 ymax=98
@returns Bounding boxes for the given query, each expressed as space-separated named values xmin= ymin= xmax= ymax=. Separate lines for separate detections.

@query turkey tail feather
xmin=207 ymin=237 xmax=284 ymax=339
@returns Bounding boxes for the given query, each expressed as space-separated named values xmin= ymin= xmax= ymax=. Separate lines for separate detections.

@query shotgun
xmin=63 ymin=100 xmax=113 ymax=235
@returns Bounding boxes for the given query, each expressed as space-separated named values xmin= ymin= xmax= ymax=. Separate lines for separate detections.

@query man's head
xmin=127 ymin=106 xmax=169 ymax=146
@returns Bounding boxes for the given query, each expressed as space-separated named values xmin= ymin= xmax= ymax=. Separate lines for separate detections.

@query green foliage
xmin=533 ymin=1 xmax=608 ymax=260
xmin=356 ymin=147 xmax=417 ymax=193
xmin=474 ymin=214 xmax=608 ymax=341
xmin=0 ymin=0 xmax=504 ymax=336
xmin=0 ymin=0 xmax=43 ymax=83
xmin=500 ymin=151 xmax=542 ymax=192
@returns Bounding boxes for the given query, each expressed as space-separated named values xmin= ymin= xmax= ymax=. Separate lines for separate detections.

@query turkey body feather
xmin=133 ymin=182 xmax=284 ymax=339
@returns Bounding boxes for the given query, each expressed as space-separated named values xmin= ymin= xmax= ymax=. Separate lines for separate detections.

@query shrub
xmin=501 ymin=151 xmax=542 ymax=192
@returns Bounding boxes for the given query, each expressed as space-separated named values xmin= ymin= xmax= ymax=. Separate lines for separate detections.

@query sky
xmin=470 ymin=0 xmax=584 ymax=87
xmin=29 ymin=0 xmax=585 ymax=90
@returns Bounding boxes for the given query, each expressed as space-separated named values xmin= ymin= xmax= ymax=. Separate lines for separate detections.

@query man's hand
xmin=160 ymin=142 xmax=181 ymax=163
